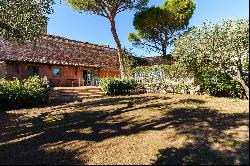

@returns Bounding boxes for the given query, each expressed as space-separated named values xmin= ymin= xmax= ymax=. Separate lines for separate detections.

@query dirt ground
xmin=0 ymin=93 xmax=249 ymax=165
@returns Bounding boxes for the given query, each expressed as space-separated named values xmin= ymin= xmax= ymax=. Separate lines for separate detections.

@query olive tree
xmin=66 ymin=0 xmax=148 ymax=78
xmin=174 ymin=19 xmax=249 ymax=99
xmin=0 ymin=0 xmax=54 ymax=41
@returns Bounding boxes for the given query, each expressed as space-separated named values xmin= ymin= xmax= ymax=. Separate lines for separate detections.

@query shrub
xmin=0 ymin=76 xmax=49 ymax=109
xmin=195 ymin=68 xmax=245 ymax=99
xmin=99 ymin=77 xmax=143 ymax=95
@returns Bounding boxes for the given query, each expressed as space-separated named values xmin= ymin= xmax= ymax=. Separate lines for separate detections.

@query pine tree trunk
xmin=162 ymin=34 xmax=168 ymax=57
xmin=110 ymin=17 xmax=125 ymax=78
xmin=162 ymin=46 xmax=167 ymax=57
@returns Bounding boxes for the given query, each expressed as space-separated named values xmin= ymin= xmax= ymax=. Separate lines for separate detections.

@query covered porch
xmin=47 ymin=66 xmax=101 ymax=87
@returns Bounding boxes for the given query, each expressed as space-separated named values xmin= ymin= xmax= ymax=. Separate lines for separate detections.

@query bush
xmin=99 ymin=77 xmax=144 ymax=95
xmin=0 ymin=76 xmax=49 ymax=109
xmin=195 ymin=68 xmax=244 ymax=98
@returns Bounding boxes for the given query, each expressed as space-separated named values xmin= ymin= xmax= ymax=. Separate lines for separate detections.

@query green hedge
xmin=99 ymin=77 xmax=144 ymax=95
xmin=0 ymin=76 xmax=49 ymax=109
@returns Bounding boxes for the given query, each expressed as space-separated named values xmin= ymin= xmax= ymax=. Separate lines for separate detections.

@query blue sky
xmin=48 ymin=0 xmax=249 ymax=57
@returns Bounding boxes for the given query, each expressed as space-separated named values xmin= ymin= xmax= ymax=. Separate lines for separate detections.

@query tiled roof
xmin=0 ymin=35 xmax=119 ymax=69
xmin=144 ymin=56 xmax=170 ymax=65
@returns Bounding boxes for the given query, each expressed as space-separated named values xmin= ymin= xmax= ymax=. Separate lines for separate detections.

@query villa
xmin=0 ymin=35 xmax=120 ymax=87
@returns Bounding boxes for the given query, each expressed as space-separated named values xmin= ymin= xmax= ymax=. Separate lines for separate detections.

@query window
xmin=53 ymin=68 xmax=60 ymax=77
xmin=27 ymin=66 xmax=39 ymax=77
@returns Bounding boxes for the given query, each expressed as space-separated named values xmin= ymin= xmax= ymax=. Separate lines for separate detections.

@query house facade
xmin=0 ymin=35 xmax=120 ymax=87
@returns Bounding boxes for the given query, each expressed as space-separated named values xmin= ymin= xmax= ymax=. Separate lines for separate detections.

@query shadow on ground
xmin=0 ymin=95 xmax=248 ymax=164
xmin=154 ymin=108 xmax=249 ymax=165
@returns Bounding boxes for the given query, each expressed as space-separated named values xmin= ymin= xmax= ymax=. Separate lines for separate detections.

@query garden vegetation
xmin=174 ymin=19 xmax=249 ymax=99
xmin=99 ymin=77 xmax=143 ymax=95
xmin=0 ymin=0 xmax=54 ymax=41
xmin=0 ymin=76 xmax=49 ymax=109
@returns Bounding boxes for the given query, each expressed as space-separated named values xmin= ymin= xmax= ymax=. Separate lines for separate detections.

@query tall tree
xmin=66 ymin=0 xmax=148 ymax=78
xmin=0 ymin=0 xmax=54 ymax=41
xmin=128 ymin=0 xmax=195 ymax=57
xmin=173 ymin=19 xmax=249 ymax=99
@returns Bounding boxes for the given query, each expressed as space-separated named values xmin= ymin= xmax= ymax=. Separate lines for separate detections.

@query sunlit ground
xmin=0 ymin=93 xmax=249 ymax=165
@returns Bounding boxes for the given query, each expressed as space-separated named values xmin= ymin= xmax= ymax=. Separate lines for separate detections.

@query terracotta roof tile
xmin=144 ymin=56 xmax=169 ymax=65
xmin=0 ymin=35 xmax=119 ymax=69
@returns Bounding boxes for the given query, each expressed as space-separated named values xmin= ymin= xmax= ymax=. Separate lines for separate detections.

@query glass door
xmin=83 ymin=70 xmax=93 ymax=86
xmin=93 ymin=70 xmax=99 ymax=86
xmin=83 ymin=70 xmax=100 ymax=86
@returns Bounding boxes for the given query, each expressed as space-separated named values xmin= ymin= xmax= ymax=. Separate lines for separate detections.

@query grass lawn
xmin=0 ymin=93 xmax=249 ymax=165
